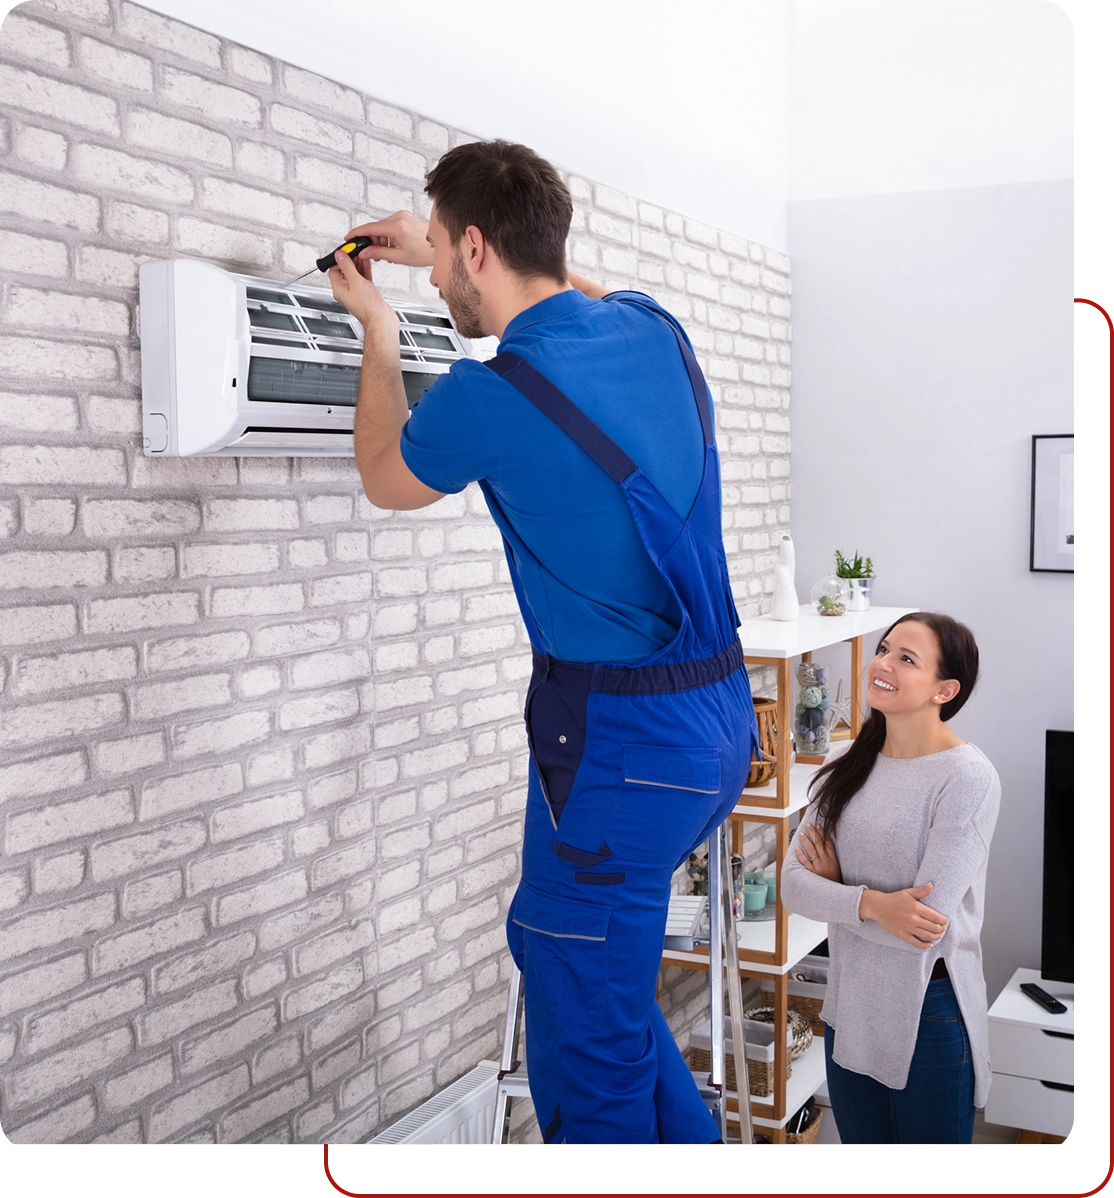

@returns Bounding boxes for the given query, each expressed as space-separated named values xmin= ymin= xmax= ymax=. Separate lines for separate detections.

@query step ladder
xmin=490 ymin=819 xmax=755 ymax=1143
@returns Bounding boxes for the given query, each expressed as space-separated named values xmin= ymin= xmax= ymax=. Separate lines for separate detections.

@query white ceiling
xmin=39 ymin=0 xmax=1074 ymax=249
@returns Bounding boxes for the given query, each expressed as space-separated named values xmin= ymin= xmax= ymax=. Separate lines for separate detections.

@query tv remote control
xmin=1020 ymin=982 xmax=1068 ymax=1014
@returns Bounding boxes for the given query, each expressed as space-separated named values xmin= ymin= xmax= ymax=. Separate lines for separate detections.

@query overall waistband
xmin=531 ymin=638 xmax=745 ymax=697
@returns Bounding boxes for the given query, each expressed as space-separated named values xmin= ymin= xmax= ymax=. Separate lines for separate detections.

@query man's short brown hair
xmin=425 ymin=140 xmax=572 ymax=283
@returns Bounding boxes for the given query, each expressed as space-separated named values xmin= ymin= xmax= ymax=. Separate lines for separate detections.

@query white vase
xmin=772 ymin=533 xmax=799 ymax=621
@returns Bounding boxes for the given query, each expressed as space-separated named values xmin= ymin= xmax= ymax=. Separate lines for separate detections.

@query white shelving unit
xmin=664 ymin=604 xmax=917 ymax=1140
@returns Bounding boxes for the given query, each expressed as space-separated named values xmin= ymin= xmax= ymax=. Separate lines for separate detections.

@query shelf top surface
xmin=739 ymin=605 xmax=919 ymax=658
xmin=733 ymin=740 xmax=851 ymax=818
xmin=663 ymin=912 xmax=828 ymax=975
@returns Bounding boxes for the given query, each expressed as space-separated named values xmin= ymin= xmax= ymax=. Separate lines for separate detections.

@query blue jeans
xmin=823 ymin=977 xmax=976 ymax=1143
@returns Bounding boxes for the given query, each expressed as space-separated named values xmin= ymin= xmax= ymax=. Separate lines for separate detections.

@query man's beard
xmin=440 ymin=250 xmax=485 ymax=339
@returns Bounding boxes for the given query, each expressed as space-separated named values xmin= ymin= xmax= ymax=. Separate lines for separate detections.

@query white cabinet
xmin=984 ymin=967 xmax=1074 ymax=1138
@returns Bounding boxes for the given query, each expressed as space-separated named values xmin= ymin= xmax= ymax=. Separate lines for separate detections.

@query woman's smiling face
xmin=866 ymin=619 xmax=960 ymax=717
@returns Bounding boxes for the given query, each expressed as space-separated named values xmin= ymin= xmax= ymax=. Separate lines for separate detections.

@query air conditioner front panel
xmin=138 ymin=260 xmax=172 ymax=453
xmin=173 ymin=260 xmax=242 ymax=456
xmin=140 ymin=262 xmax=468 ymax=456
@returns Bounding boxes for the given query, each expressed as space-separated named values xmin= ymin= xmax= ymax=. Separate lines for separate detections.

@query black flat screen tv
xmin=1040 ymin=729 xmax=1073 ymax=983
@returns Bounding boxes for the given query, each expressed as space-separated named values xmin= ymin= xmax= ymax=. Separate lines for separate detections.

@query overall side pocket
xmin=511 ymin=881 xmax=611 ymax=1024
xmin=605 ymin=743 xmax=725 ymax=866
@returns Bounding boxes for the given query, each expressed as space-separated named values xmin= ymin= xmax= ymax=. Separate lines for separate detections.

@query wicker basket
xmin=757 ymin=1107 xmax=824 ymax=1144
xmin=744 ymin=1006 xmax=814 ymax=1063
xmin=687 ymin=1009 xmax=812 ymax=1098
xmin=790 ymin=994 xmax=825 ymax=1038
xmin=760 ymin=982 xmax=826 ymax=1038
xmin=744 ymin=697 xmax=778 ymax=788
xmin=687 ymin=1045 xmax=788 ymax=1099
xmin=789 ymin=1107 xmax=824 ymax=1143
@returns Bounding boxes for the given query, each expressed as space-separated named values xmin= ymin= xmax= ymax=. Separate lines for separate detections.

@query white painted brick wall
xmin=0 ymin=0 xmax=790 ymax=1144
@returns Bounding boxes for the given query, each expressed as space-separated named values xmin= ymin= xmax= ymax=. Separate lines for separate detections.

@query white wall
xmin=0 ymin=0 xmax=792 ymax=1142
xmin=103 ymin=0 xmax=1087 ymax=233
xmin=137 ymin=0 xmax=792 ymax=251
xmin=788 ymin=181 xmax=1073 ymax=1002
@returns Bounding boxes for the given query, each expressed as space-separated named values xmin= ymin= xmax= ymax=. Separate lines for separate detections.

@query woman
xmin=781 ymin=612 xmax=1000 ymax=1143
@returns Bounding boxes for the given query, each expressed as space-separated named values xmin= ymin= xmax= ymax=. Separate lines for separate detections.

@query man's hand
xmin=795 ymin=823 xmax=842 ymax=883
xmin=346 ymin=211 xmax=434 ymax=273
xmin=328 ymin=250 xmax=400 ymax=346
xmin=859 ymin=883 xmax=949 ymax=949
xmin=567 ymin=270 xmax=609 ymax=300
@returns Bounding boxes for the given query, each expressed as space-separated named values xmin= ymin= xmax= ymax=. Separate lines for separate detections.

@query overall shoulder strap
xmin=485 ymin=351 xmax=637 ymax=484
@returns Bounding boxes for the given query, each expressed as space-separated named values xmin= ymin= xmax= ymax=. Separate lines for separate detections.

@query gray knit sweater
xmin=780 ymin=743 xmax=1001 ymax=1107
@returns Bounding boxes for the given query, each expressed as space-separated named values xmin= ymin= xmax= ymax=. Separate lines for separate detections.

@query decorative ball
xmin=801 ymin=686 xmax=823 ymax=708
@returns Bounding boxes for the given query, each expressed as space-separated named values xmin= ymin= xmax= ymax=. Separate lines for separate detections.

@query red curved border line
xmin=1073 ymin=297 xmax=1106 ymax=1198
xmin=321 ymin=299 xmax=1102 ymax=1198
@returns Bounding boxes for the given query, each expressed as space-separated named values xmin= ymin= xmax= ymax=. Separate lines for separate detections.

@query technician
xmin=328 ymin=140 xmax=759 ymax=1144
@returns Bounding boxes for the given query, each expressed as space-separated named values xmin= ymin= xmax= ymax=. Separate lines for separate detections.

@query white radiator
xmin=367 ymin=1061 xmax=500 ymax=1144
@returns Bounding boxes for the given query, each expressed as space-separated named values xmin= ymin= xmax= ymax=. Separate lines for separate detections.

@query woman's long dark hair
xmin=810 ymin=612 xmax=980 ymax=835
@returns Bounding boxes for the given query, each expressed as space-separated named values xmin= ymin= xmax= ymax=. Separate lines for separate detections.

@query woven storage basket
xmin=757 ymin=1107 xmax=824 ymax=1144
xmin=686 ymin=1045 xmax=787 ymax=1098
xmin=760 ymin=981 xmax=826 ymax=1038
xmin=688 ymin=1009 xmax=812 ymax=1098
xmin=743 ymin=1006 xmax=813 ymax=1063
xmin=787 ymin=1107 xmax=824 ymax=1144
xmin=789 ymin=994 xmax=825 ymax=1038
xmin=687 ymin=1016 xmax=792 ymax=1098
xmin=744 ymin=697 xmax=778 ymax=788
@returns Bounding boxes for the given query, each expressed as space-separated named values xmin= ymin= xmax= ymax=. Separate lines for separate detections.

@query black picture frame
xmin=1029 ymin=434 xmax=1074 ymax=573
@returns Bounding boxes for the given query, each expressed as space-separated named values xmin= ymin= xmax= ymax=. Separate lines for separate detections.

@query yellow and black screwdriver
xmin=283 ymin=236 xmax=373 ymax=286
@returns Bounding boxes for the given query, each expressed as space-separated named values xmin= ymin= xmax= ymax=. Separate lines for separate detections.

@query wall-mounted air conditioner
xmin=139 ymin=259 xmax=469 ymax=456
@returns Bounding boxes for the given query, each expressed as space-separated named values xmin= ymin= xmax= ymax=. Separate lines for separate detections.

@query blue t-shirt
xmin=399 ymin=289 xmax=707 ymax=663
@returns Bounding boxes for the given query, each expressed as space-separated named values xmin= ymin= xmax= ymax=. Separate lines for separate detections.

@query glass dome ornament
xmin=810 ymin=573 xmax=847 ymax=616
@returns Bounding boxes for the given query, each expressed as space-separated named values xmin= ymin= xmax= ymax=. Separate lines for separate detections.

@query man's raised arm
xmin=327 ymin=249 xmax=443 ymax=511
xmin=566 ymin=270 xmax=609 ymax=300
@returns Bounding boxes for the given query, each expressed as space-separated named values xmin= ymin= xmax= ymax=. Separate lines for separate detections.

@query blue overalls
xmin=480 ymin=299 xmax=759 ymax=1143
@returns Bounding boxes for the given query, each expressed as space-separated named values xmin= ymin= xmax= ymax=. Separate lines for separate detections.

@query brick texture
xmin=0 ymin=0 xmax=789 ymax=1145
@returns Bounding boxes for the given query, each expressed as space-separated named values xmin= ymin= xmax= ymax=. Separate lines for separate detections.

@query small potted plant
xmin=834 ymin=549 xmax=874 ymax=611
